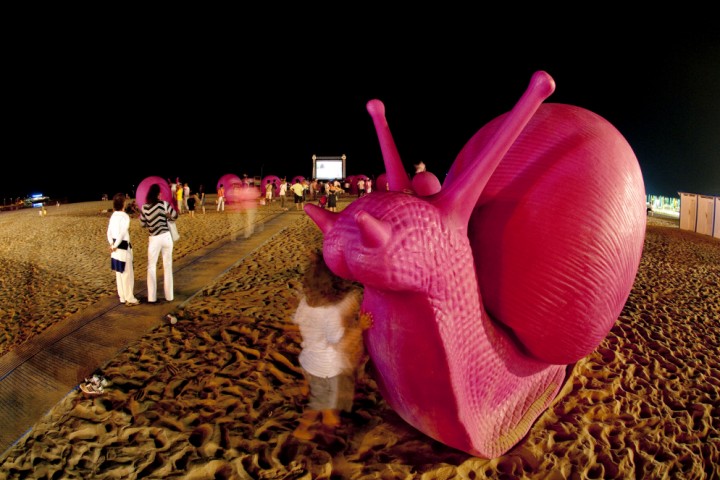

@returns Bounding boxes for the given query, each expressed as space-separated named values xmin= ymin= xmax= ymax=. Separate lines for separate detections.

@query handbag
xmin=168 ymin=221 xmax=180 ymax=242
xmin=165 ymin=202 xmax=180 ymax=242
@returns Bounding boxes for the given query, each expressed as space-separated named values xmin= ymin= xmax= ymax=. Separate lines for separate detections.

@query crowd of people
xmin=104 ymin=173 xmax=390 ymax=309
xmin=259 ymin=177 xmax=376 ymax=212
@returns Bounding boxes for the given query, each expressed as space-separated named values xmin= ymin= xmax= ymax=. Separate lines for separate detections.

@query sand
xmin=0 ymin=200 xmax=718 ymax=479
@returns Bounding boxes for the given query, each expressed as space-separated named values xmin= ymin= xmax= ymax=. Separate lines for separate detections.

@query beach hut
xmin=679 ymin=192 xmax=698 ymax=232
xmin=696 ymin=195 xmax=716 ymax=237
xmin=679 ymin=192 xmax=719 ymax=238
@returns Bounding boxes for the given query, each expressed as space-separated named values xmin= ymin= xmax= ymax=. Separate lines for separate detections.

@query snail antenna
xmin=435 ymin=71 xmax=556 ymax=226
xmin=304 ymin=204 xmax=338 ymax=234
xmin=367 ymin=99 xmax=413 ymax=193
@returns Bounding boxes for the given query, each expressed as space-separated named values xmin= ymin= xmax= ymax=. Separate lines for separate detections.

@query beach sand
xmin=0 ymin=200 xmax=718 ymax=479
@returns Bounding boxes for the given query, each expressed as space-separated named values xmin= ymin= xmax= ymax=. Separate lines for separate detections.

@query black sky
xmin=4 ymin=23 xmax=719 ymax=203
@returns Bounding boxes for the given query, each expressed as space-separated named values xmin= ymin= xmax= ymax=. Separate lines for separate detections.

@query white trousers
xmin=115 ymin=248 xmax=138 ymax=303
xmin=147 ymin=232 xmax=174 ymax=302
xmin=217 ymin=196 xmax=225 ymax=211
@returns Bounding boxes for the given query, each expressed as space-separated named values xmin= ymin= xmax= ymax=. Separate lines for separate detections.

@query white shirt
xmin=293 ymin=291 xmax=360 ymax=378
xmin=107 ymin=210 xmax=131 ymax=248
xmin=107 ymin=210 xmax=132 ymax=263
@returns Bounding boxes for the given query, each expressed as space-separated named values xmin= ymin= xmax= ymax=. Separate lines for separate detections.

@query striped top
xmin=140 ymin=201 xmax=178 ymax=236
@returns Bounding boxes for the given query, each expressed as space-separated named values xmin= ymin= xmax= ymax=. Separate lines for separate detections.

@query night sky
xmin=4 ymin=25 xmax=719 ymax=204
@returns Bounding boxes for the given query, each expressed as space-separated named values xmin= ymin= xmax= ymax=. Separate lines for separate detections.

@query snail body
xmin=305 ymin=71 xmax=646 ymax=457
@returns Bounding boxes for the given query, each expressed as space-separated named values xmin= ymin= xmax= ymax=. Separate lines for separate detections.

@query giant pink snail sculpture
xmin=304 ymin=71 xmax=646 ymax=458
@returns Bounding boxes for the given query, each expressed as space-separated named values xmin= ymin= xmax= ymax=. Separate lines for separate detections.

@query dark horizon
xmin=4 ymin=30 xmax=719 ymax=205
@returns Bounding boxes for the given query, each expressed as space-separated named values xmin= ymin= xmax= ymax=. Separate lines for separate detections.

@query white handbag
xmin=165 ymin=202 xmax=180 ymax=242
xmin=168 ymin=221 xmax=180 ymax=242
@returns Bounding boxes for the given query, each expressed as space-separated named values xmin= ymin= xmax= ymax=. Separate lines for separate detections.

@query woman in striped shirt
xmin=140 ymin=183 xmax=178 ymax=303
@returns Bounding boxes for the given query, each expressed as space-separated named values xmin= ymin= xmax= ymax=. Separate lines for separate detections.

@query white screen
xmin=315 ymin=160 xmax=343 ymax=180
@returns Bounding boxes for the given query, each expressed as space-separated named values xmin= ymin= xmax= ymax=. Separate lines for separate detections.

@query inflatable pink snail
xmin=304 ymin=71 xmax=646 ymax=458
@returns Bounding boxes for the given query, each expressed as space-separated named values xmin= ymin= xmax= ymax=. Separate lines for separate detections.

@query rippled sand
xmin=0 ymin=203 xmax=718 ymax=479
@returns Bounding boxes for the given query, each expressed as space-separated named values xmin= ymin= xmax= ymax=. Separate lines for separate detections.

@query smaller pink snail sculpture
xmin=305 ymin=71 xmax=646 ymax=458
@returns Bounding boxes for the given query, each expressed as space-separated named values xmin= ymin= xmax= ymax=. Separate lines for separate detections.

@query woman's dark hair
xmin=303 ymin=249 xmax=355 ymax=307
xmin=112 ymin=193 xmax=126 ymax=211
xmin=146 ymin=183 xmax=161 ymax=204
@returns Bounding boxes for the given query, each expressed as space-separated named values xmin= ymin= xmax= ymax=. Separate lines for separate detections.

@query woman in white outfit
xmin=107 ymin=193 xmax=139 ymax=306
xmin=140 ymin=183 xmax=178 ymax=303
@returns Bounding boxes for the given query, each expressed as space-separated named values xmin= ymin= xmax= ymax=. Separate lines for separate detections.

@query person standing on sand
xmin=107 ymin=193 xmax=140 ymax=306
xmin=187 ymin=191 xmax=197 ymax=218
xmin=356 ymin=177 xmax=365 ymax=197
xmin=279 ymin=178 xmax=288 ymax=209
xmin=292 ymin=249 xmax=370 ymax=440
xmin=290 ymin=179 xmax=305 ymax=210
xmin=198 ymin=184 xmax=206 ymax=214
xmin=140 ymin=183 xmax=177 ymax=304
xmin=217 ymin=184 xmax=225 ymax=212
xmin=183 ymin=183 xmax=190 ymax=213
xmin=327 ymin=182 xmax=340 ymax=212
xmin=265 ymin=180 xmax=274 ymax=205
xmin=176 ymin=182 xmax=184 ymax=214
